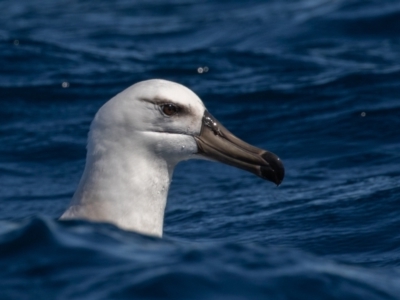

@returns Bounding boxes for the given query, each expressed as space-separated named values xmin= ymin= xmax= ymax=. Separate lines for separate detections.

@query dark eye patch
xmin=160 ymin=103 xmax=181 ymax=116
xmin=139 ymin=98 xmax=185 ymax=117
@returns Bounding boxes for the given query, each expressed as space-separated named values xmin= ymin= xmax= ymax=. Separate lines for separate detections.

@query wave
xmin=0 ymin=217 xmax=399 ymax=300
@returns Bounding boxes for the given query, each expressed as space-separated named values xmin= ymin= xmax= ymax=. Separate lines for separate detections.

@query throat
xmin=61 ymin=150 xmax=174 ymax=237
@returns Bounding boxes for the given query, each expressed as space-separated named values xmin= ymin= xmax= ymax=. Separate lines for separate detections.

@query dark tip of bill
xmin=261 ymin=152 xmax=285 ymax=186
xmin=260 ymin=166 xmax=281 ymax=185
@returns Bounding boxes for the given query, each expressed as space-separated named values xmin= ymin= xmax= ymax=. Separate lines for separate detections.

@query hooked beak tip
xmin=260 ymin=152 xmax=285 ymax=186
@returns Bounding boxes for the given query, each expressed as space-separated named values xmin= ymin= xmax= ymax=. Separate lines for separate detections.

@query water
xmin=1 ymin=0 xmax=400 ymax=299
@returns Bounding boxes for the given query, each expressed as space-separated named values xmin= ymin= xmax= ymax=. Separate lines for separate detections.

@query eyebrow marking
xmin=139 ymin=97 xmax=175 ymax=105
xmin=138 ymin=97 xmax=190 ymax=116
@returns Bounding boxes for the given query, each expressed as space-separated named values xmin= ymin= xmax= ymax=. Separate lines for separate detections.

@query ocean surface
xmin=1 ymin=0 xmax=400 ymax=299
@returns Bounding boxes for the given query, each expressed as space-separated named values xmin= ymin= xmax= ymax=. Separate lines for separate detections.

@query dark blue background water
xmin=1 ymin=0 xmax=400 ymax=299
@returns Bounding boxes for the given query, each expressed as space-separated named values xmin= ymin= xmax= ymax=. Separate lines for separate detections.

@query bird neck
xmin=61 ymin=134 xmax=174 ymax=237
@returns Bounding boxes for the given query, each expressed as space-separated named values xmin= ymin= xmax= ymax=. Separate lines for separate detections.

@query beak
xmin=194 ymin=110 xmax=284 ymax=185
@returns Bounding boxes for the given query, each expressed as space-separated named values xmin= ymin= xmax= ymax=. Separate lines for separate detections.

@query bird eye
xmin=161 ymin=104 xmax=180 ymax=116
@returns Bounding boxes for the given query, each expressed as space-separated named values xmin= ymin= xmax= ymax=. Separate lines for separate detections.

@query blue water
xmin=1 ymin=0 xmax=400 ymax=299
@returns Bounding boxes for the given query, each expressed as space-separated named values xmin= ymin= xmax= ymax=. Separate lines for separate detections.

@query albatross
xmin=60 ymin=79 xmax=284 ymax=237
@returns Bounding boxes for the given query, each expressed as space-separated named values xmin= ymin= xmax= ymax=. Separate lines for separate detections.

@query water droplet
xmin=361 ymin=112 xmax=366 ymax=117
xmin=197 ymin=67 xmax=204 ymax=74
xmin=13 ymin=40 xmax=19 ymax=46
xmin=62 ymin=82 xmax=70 ymax=88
